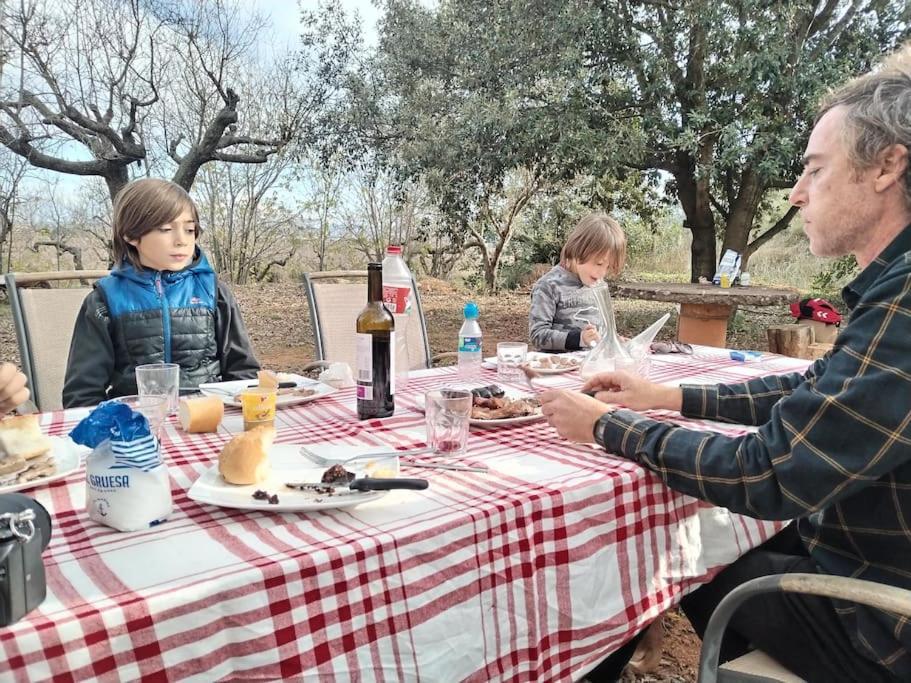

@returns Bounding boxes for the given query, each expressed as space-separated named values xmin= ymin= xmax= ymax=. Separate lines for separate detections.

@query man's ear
xmin=874 ymin=144 xmax=909 ymax=193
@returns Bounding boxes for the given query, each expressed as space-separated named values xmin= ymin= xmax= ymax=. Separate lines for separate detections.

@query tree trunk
xmin=720 ymin=168 xmax=763 ymax=264
xmin=676 ymin=159 xmax=716 ymax=281
xmin=104 ymin=168 xmax=130 ymax=204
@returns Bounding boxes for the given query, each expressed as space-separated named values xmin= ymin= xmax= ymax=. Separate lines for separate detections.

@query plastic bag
xmin=70 ymin=401 xmax=172 ymax=532
xmin=579 ymin=285 xmax=630 ymax=379
xmin=580 ymin=285 xmax=670 ymax=379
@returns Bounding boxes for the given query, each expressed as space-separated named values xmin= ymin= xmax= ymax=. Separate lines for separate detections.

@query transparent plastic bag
xmin=580 ymin=285 xmax=670 ymax=380
xmin=579 ymin=285 xmax=629 ymax=379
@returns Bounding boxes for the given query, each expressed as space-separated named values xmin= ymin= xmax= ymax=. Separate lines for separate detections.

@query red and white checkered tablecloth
xmin=0 ymin=347 xmax=811 ymax=682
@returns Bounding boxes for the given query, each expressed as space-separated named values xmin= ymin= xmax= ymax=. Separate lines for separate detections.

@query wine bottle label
xmin=459 ymin=336 xmax=481 ymax=353
xmin=389 ymin=331 xmax=396 ymax=395
xmin=356 ymin=333 xmax=373 ymax=383
xmin=382 ymin=285 xmax=411 ymax=314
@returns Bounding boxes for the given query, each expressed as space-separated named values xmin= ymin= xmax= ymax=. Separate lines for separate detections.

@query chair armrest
xmin=301 ymin=361 xmax=331 ymax=373
xmin=430 ymin=352 xmax=459 ymax=366
xmin=697 ymin=573 xmax=911 ymax=683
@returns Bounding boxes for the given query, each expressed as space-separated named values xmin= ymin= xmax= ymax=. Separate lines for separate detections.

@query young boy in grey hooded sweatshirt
xmin=529 ymin=213 xmax=627 ymax=351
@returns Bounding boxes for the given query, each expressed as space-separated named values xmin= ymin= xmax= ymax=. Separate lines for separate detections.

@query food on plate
xmin=230 ymin=371 xmax=317 ymax=402
xmin=178 ymin=395 xmax=224 ymax=433
xmin=0 ymin=414 xmax=52 ymax=460
xmin=218 ymin=426 xmax=274 ymax=485
xmin=252 ymin=489 xmax=280 ymax=504
xmin=0 ymin=453 xmax=27 ymax=486
xmin=258 ymin=369 xmax=280 ymax=390
xmin=529 ymin=354 xmax=581 ymax=370
xmin=321 ymin=464 xmax=355 ymax=485
xmin=469 ymin=385 xmax=507 ymax=400
xmin=0 ymin=415 xmax=56 ymax=486
xmin=470 ymin=394 xmax=541 ymax=420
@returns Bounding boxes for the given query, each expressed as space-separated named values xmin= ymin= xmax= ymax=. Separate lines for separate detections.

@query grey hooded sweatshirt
xmin=528 ymin=265 xmax=602 ymax=351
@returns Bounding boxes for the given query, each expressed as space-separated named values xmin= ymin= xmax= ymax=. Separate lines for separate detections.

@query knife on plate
xmin=285 ymin=477 xmax=429 ymax=492
xmin=203 ymin=381 xmax=300 ymax=397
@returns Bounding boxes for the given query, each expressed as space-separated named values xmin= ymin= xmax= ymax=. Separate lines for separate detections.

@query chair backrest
xmin=302 ymin=270 xmax=432 ymax=371
xmin=698 ymin=572 xmax=911 ymax=683
xmin=5 ymin=270 xmax=109 ymax=411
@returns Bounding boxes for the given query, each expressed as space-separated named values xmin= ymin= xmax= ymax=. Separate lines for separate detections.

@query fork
xmin=299 ymin=445 xmax=435 ymax=467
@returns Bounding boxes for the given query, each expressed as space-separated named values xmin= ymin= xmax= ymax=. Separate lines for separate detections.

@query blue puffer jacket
xmin=62 ymin=249 xmax=260 ymax=407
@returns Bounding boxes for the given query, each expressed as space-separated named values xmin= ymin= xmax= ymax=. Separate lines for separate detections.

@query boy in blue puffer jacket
xmin=63 ymin=178 xmax=260 ymax=408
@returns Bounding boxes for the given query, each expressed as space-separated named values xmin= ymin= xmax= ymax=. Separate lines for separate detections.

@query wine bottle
xmin=356 ymin=263 xmax=396 ymax=419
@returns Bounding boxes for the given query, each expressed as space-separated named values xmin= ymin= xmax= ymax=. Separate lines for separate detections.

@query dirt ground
xmin=0 ymin=278 xmax=796 ymax=682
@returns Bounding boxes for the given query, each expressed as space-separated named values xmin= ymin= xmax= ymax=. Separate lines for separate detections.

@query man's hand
xmin=0 ymin=363 xmax=29 ymax=415
xmin=539 ymin=389 xmax=611 ymax=443
xmin=581 ymin=370 xmax=683 ymax=412
xmin=581 ymin=324 xmax=601 ymax=347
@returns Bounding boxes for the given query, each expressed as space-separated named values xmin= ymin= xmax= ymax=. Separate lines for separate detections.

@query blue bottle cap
xmin=463 ymin=301 xmax=479 ymax=319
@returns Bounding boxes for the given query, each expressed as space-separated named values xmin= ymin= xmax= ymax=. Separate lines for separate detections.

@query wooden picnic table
xmin=614 ymin=281 xmax=799 ymax=348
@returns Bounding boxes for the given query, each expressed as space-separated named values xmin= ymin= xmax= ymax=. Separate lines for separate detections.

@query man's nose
xmin=789 ymin=175 xmax=807 ymax=207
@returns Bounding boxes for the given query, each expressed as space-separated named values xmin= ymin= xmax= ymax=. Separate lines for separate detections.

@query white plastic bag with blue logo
xmin=70 ymin=401 xmax=172 ymax=532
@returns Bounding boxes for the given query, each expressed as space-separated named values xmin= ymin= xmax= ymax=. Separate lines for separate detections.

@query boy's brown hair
xmin=112 ymin=178 xmax=201 ymax=269
xmin=559 ymin=212 xmax=627 ymax=275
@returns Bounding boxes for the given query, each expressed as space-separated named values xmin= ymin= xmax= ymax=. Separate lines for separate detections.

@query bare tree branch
xmin=746 ymin=206 xmax=800 ymax=256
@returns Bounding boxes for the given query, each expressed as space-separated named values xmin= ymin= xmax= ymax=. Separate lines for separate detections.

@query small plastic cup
xmin=240 ymin=387 xmax=277 ymax=431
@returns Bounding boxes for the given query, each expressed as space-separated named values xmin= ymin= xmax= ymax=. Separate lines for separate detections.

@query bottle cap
xmin=386 ymin=245 xmax=403 ymax=255
xmin=463 ymin=301 xmax=479 ymax=319
xmin=368 ymin=262 xmax=382 ymax=271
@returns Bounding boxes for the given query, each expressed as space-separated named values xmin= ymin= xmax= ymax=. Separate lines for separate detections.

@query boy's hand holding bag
xmin=70 ymin=401 xmax=172 ymax=532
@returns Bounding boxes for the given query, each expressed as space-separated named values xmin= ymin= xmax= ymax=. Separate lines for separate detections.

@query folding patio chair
xmin=302 ymin=270 xmax=456 ymax=372
xmin=5 ymin=270 xmax=109 ymax=411
xmin=697 ymin=573 xmax=911 ymax=682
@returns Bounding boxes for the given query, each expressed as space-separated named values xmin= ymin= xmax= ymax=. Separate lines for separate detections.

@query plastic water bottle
xmin=381 ymin=245 xmax=414 ymax=391
xmin=458 ymin=301 xmax=483 ymax=382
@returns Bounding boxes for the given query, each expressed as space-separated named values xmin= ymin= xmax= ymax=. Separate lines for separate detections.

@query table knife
xmin=285 ymin=477 xmax=429 ymax=492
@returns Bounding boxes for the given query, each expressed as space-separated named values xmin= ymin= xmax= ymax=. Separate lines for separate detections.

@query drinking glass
xmin=110 ymin=394 xmax=168 ymax=439
xmin=136 ymin=363 xmax=180 ymax=415
xmin=497 ymin=342 xmax=528 ymax=381
xmin=425 ymin=388 xmax=472 ymax=456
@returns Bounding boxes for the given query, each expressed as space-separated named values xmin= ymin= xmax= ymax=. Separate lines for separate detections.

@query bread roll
xmin=178 ymin=396 xmax=224 ymax=433
xmin=0 ymin=414 xmax=52 ymax=460
xmin=218 ymin=426 xmax=274 ymax=485
xmin=257 ymin=369 xmax=279 ymax=390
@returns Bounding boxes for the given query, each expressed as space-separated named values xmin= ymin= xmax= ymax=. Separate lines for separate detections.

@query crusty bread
xmin=0 ymin=414 xmax=52 ymax=461
xmin=257 ymin=369 xmax=280 ymax=390
xmin=178 ymin=395 xmax=224 ymax=433
xmin=218 ymin=426 xmax=274 ymax=485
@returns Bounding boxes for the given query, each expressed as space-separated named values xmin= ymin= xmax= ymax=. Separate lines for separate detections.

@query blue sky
xmin=246 ymin=0 xmax=382 ymax=45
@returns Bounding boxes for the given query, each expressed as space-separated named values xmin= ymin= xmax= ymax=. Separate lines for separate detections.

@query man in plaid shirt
xmin=542 ymin=47 xmax=911 ymax=682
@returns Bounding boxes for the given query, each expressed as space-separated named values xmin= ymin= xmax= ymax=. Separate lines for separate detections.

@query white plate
xmin=187 ymin=443 xmax=400 ymax=512
xmin=414 ymin=388 xmax=544 ymax=427
xmin=0 ymin=436 xmax=87 ymax=494
xmin=523 ymin=352 xmax=583 ymax=375
xmin=470 ymin=411 xmax=544 ymax=427
xmin=481 ymin=352 xmax=584 ymax=374
xmin=198 ymin=374 xmax=337 ymax=408
xmin=469 ymin=389 xmax=544 ymax=427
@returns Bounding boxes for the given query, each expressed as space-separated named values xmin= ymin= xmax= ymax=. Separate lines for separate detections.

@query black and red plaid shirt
xmin=596 ymin=225 xmax=911 ymax=678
